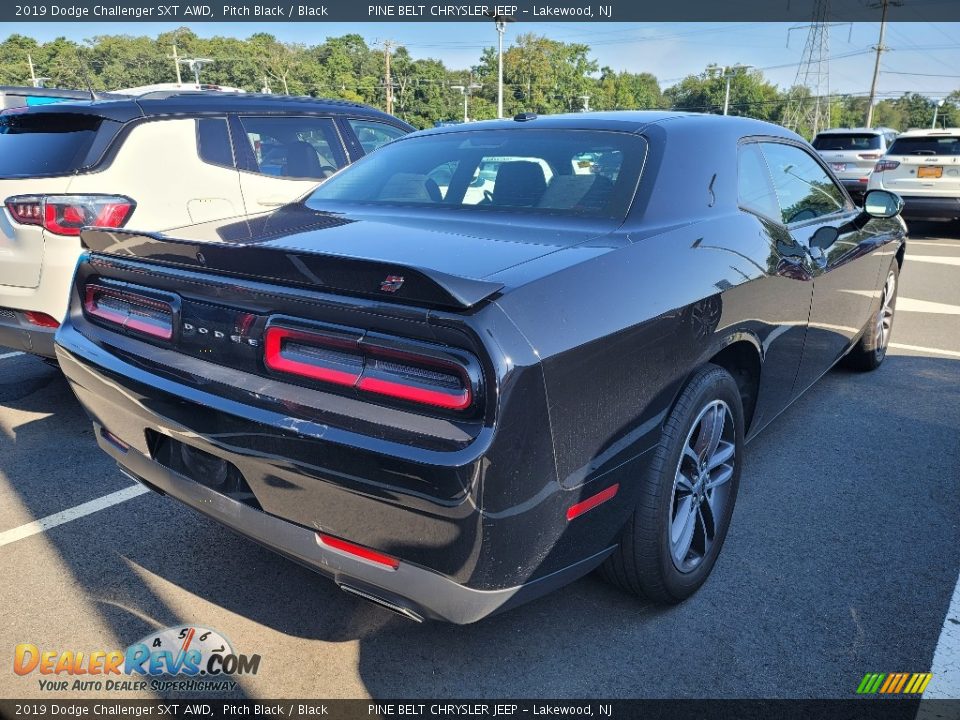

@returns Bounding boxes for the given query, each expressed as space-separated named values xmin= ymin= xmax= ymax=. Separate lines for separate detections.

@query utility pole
xmin=865 ymin=0 xmax=894 ymax=127
xmin=382 ymin=40 xmax=394 ymax=115
xmin=169 ymin=44 xmax=183 ymax=85
xmin=721 ymin=65 xmax=753 ymax=115
xmin=179 ymin=58 xmax=214 ymax=86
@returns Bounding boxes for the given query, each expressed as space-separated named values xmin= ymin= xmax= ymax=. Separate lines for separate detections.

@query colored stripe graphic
xmin=856 ymin=672 xmax=932 ymax=694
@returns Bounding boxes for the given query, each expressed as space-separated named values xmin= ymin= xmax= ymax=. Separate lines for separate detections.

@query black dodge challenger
xmin=55 ymin=112 xmax=907 ymax=623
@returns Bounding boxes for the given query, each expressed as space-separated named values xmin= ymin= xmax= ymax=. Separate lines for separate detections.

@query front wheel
xmin=843 ymin=262 xmax=899 ymax=372
xmin=600 ymin=364 xmax=744 ymax=604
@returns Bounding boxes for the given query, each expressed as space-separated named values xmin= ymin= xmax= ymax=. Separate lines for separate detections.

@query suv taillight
xmin=874 ymin=160 xmax=900 ymax=173
xmin=5 ymin=195 xmax=135 ymax=236
xmin=83 ymin=283 xmax=175 ymax=341
xmin=264 ymin=322 xmax=477 ymax=412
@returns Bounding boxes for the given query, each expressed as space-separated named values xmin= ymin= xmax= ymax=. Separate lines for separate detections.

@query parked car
xmin=56 ymin=112 xmax=906 ymax=624
xmin=0 ymin=91 xmax=413 ymax=357
xmin=867 ymin=127 xmax=960 ymax=223
xmin=0 ymin=85 xmax=117 ymax=111
xmin=812 ymin=127 xmax=898 ymax=201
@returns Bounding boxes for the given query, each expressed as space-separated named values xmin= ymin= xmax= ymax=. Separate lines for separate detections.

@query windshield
xmin=888 ymin=135 xmax=960 ymax=156
xmin=306 ymin=129 xmax=646 ymax=220
xmin=0 ymin=113 xmax=103 ymax=177
xmin=812 ymin=133 xmax=882 ymax=151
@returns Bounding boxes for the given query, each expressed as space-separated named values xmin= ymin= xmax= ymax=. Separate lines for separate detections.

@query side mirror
xmin=863 ymin=189 xmax=904 ymax=219
xmin=810 ymin=225 xmax=840 ymax=251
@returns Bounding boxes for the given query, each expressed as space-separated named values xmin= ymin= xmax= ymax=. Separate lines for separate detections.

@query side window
xmin=759 ymin=142 xmax=847 ymax=224
xmin=238 ymin=116 xmax=346 ymax=180
xmin=196 ymin=118 xmax=234 ymax=168
xmin=737 ymin=143 xmax=780 ymax=221
xmin=347 ymin=119 xmax=408 ymax=154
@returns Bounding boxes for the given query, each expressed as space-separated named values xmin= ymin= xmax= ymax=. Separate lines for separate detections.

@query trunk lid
xmin=83 ymin=204 xmax=614 ymax=310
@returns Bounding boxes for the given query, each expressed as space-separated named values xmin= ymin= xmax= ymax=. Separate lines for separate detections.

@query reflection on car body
xmin=56 ymin=112 xmax=906 ymax=624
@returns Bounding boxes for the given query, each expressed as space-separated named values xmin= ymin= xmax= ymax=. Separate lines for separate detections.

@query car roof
xmin=411 ymin=110 xmax=801 ymax=141
xmin=814 ymin=127 xmax=896 ymax=135
xmin=895 ymin=128 xmax=960 ymax=137
xmin=8 ymin=91 xmax=411 ymax=127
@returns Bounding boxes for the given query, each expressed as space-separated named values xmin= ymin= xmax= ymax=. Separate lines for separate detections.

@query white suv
xmin=867 ymin=128 xmax=960 ymax=224
xmin=812 ymin=127 xmax=898 ymax=201
xmin=0 ymin=92 xmax=411 ymax=358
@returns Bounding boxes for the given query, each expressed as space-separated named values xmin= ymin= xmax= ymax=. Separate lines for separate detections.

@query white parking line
xmin=924 ymin=571 xmax=960 ymax=698
xmin=888 ymin=343 xmax=960 ymax=359
xmin=0 ymin=485 xmax=150 ymax=548
xmin=906 ymin=256 xmax=960 ymax=267
xmin=908 ymin=241 xmax=960 ymax=249
xmin=897 ymin=298 xmax=960 ymax=316
xmin=0 ymin=351 xmax=23 ymax=361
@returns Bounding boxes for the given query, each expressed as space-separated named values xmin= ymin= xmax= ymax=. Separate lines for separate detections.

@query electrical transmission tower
xmin=782 ymin=0 xmax=833 ymax=137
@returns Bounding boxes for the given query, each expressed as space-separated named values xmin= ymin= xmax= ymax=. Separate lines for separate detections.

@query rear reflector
xmin=566 ymin=483 xmax=619 ymax=521
xmin=5 ymin=194 xmax=135 ymax=237
xmin=23 ymin=311 xmax=60 ymax=328
xmin=316 ymin=533 xmax=400 ymax=570
xmin=83 ymin=284 xmax=174 ymax=341
xmin=264 ymin=323 xmax=475 ymax=412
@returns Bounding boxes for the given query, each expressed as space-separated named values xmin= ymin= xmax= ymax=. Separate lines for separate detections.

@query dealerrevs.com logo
xmin=13 ymin=626 xmax=260 ymax=693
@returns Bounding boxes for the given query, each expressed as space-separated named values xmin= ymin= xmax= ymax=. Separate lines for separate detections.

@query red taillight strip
xmin=265 ymin=323 xmax=476 ymax=412
xmin=83 ymin=284 xmax=173 ymax=341
xmin=23 ymin=311 xmax=60 ymax=328
xmin=566 ymin=483 xmax=620 ymax=521
xmin=263 ymin=326 xmax=362 ymax=387
xmin=356 ymin=375 xmax=471 ymax=411
xmin=316 ymin=533 xmax=400 ymax=570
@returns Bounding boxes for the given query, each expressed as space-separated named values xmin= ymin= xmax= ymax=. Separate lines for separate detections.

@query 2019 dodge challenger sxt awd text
xmin=55 ymin=112 xmax=907 ymax=624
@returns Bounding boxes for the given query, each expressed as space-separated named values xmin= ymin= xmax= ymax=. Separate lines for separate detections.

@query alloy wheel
xmin=669 ymin=400 xmax=736 ymax=573
xmin=875 ymin=270 xmax=896 ymax=357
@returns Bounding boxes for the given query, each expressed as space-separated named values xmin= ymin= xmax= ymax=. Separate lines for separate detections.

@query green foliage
xmin=1 ymin=30 xmax=956 ymax=132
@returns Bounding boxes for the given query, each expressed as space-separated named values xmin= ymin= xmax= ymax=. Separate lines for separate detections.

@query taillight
xmin=5 ymin=194 xmax=135 ymax=236
xmin=874 ymin=160 xmax=900 ymax=173
xmin=83 ymin=283 xmax=175 ymax=341
xmin=264 ymin=322 xmax=477 ymax=412
xmin=23 ymin=311 xmax=60 ymax=328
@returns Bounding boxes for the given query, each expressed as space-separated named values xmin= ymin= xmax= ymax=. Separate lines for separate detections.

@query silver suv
xmin=812 ymin=127 xmax=898 ymax=201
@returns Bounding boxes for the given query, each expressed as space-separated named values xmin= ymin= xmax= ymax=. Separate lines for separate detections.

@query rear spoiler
xmin=81 ymin=228 xmax=504 ymax=311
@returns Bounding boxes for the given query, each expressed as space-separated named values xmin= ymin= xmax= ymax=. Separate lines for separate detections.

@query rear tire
xmin=843 ymin=261 xmax=899 ymax=372
xmin=600 ymin=364 xmax=744 ymax=604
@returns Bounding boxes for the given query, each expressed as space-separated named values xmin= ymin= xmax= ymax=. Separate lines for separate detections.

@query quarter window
xmin=347 ymin=119 xmax=408 ymax=154
xmin=196 ymin=118 xmax=234 ymax=168
xmin=238 ymin=116 xmax=346 ymax=180
xmin=759 ymin=142 xmax=846 ymax=224
xmin=737 ymin=143 xmax=780 ymax=221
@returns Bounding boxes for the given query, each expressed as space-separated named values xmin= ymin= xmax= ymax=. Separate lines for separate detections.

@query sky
xmin=4 ymin=21 xmax=960 ymax=100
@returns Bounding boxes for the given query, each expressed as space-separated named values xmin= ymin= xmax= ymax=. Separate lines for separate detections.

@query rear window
xmin=306 ymin=129 xmax=646 ymax=220
xmin=812 ymin=133 xmax=881 ymax=151
xmin=0 ymin=113 xmax=103 ymax=177
xmin=888 ymin=136 xmax=960 ymax=156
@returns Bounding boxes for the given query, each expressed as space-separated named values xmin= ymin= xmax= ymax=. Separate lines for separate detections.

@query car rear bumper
xmin=899 ymin=195 xmax=960 ymax=220
xmin=102 ymin=436 xmax=610 ymax=624
xmin=0 ymin=309 xmax=57 ymax=357
xmin=55 ymin=323 xmax=630 ymax=623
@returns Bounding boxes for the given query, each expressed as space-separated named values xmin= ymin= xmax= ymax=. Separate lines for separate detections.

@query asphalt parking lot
xmin=0 ymin=225 xmax=958 ymax=701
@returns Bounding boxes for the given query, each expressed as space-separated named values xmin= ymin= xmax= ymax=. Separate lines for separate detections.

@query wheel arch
xmin=704 ymin=335 xmax=763 ymax=434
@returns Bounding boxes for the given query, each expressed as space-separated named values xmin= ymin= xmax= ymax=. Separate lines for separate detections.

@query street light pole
xmin=451 ymin=83 xmax=481 ymax=123
xmin=932 ymin=99 xmax=945 ymax=129
xmin=724 ymin=72 xmax=732 ymax=116
xmin=496 ymin=20 xmax=506 ymax=119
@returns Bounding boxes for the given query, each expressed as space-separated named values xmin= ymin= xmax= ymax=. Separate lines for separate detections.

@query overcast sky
xmin=6 ymin=21 xmax=960 ymax=99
